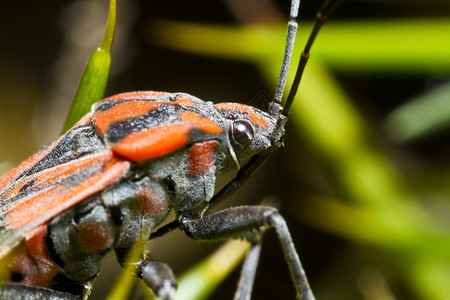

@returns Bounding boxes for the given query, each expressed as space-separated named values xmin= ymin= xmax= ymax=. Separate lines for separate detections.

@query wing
xmin=0 ymin=116 xmax=131 ymax=258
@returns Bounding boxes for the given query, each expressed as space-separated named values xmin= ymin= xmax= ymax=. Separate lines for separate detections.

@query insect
xmin=0 ymin=0 xmax=340 ymax=299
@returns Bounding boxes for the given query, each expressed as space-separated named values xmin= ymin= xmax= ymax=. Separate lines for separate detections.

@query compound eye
xmin=231 ymin=120 xmax=254 ymax=148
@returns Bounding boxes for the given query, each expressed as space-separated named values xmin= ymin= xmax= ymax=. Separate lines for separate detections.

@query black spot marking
xmin=115 ymin=248 xmax=130 ymax=264
xmin=19 ymin=179 xmax=36 ymax=194
xmin=10 ymin=271 xmax=24 ymax=282
xmin=162 ymin=176 xmax=176 ymax=200
xmin=51 ymin=273 xmax=91 ymax=296
xmin=109 ymin=206 xmax=124 ymax=226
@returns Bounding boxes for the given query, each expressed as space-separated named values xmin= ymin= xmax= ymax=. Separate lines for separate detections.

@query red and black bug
xmin=0 ymin=0 xmax=340 ymax=299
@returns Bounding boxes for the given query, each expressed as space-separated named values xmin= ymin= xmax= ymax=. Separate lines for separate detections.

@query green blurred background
xmin=0 ymin=0 xmax=449 ymax=299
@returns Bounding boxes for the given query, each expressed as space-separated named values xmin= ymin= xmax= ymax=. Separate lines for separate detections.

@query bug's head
xmin=214 ymin=102 xmax=278 ymax=171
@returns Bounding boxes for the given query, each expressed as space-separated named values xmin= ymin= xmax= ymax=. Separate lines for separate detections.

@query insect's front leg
xmin=181 ymin=206 xmax=315 ymax=300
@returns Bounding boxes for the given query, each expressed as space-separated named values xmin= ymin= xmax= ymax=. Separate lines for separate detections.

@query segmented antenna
xmin=271 ymin=0 xmax=300 ymax=117
xmin=282 ymin=0 xmax=343 ymax=117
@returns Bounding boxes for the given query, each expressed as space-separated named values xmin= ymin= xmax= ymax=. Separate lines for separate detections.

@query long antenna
xmin=271 ymin=0 xmax=300 ymax=117
xmin=282 ymin=0 xmax=343 ymax=117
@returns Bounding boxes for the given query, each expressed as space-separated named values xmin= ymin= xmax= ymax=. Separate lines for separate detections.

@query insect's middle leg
xmin=181 ymin=206 xmax=315 ymax=300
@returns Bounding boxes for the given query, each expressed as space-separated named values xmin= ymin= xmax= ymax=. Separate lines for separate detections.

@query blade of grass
xmin=105 ymin=241 xmax=153 ymax=300
xmin=174 ymin=240 xmax=250 ymax=300
xmin=146 ymin=19 xmax=450 ymax=74
xmin=105 ymin=269 xmax=139 ymax=300
xmin=62 ymin=0 xmax=116 ymax=133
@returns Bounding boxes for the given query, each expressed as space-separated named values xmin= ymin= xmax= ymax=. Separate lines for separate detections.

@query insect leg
xmin=233 ymin=240 xmax=262 ymax=300
xmin=181 ymin=206 xmax=315 ymax=300
xmin=139 ymin=261 xmax=176 ymax=300
xmin=116 ymin=249 xmax=176 ymax=300
xmin=0 ymin=282 xmax=79 ymax=300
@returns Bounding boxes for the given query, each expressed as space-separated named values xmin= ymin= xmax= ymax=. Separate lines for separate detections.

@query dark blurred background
xmin=1 ymin=1 xmax=449 ymax=299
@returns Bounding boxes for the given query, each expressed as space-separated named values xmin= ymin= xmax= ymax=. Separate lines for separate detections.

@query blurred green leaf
xmin=146 ymin=19 xmax=450 ymax=74
xmin=62 ymin=0 xmax=116 ymax=133
xmin=385 ymin=82 xmax=450 ymax=142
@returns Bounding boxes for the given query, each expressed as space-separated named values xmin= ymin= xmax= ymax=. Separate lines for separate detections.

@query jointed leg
xmin=139 ymin=261 xmax=177 ymax=300
xmin=234 ymin=241 xmax=262 ymax=300
xmin=181 ymin=206 xmax=315 ymax=300
xmin=115 ymin=248 xmax=176 ymax=300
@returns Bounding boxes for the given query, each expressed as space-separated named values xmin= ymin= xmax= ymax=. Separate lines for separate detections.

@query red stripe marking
xmin=113 ymin=123 xmax=191 ymax=161
xmin=6 ymin=152 xmax=130 ymax=229
xmin=94 ymin=100 xmax=164 ymax=133
xmin=179 ymin=111 xmax=223 ymax=134
xmin=33 ymin=153 xmax=110 ymax=187
xmin=173 ymin=95 xmax=195 ymax=107
xmin=214 ymin=103 xmax=268 ymax=128
xmin=113 ymin=111 xmax=223 ymax=161
xmin=94 ymin=97 xmax=195 ymax=134
xmin=6 ymin=185 xmax=64 ymax=229
xmin=2 ymin=151 xmax=111 ymax=200
xmin=188 ymin=141 xmax=218 ymax=176
xmin=0 ymin=151 xmax=47 ymax=193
